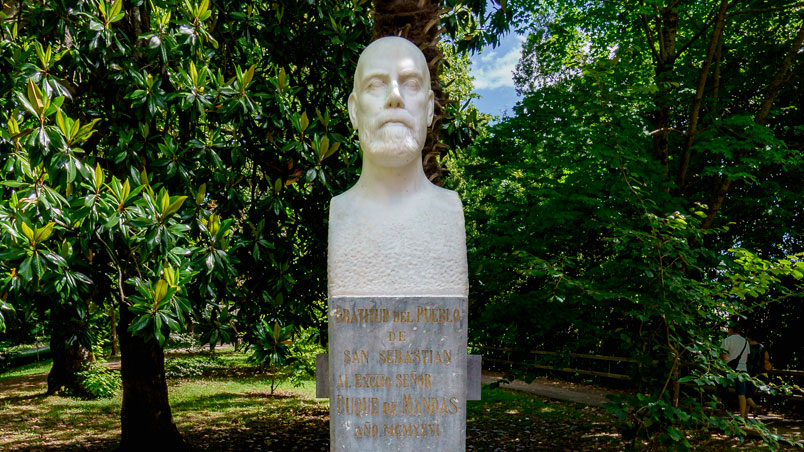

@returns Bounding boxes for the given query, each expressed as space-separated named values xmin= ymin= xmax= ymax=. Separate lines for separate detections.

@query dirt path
xmin=482 ymin=370 xmax=804 ymax=445
xmin=481 ymin=371 xmax=618 ymax=407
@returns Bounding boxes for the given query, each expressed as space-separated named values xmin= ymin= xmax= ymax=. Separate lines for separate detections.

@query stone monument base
xmin=321 ymin=296 xmax=477 ymax=451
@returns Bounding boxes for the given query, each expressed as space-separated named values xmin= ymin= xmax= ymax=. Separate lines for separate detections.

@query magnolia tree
xmin=0 ymin=0 xmax=373 ymax=449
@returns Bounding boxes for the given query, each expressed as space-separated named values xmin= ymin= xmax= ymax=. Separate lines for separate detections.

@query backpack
xmin=747 ymin=342 xmax=764 ymax=375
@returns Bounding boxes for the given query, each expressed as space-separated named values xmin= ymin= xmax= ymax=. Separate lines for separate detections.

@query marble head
xmin=348 ymin=37 xmax=435 ymax=168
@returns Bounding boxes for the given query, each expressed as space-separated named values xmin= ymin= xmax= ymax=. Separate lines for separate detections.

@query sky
xmin=468 ymin=32 xmax=526 ymax=119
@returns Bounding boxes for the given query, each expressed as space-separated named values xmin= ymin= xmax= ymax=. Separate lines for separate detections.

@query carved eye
xmin=367 ymin=79 xmax=385 ymax=90
xmin=403 ymin=79 xmax=421 ymax=91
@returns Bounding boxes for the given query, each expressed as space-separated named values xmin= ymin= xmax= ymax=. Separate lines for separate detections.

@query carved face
xmin=349 ymin=37 xmax=434 ymax=168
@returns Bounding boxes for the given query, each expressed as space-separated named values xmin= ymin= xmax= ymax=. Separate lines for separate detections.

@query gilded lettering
xmin=343 ymin=349 xmax=369 ymax=365
xmin=382 ymin=423 xmax=441 ymax=438
xmin=336 ymin=374 xmax=350 ymax=389
xmin=334 ymin=306 xmax=390 ymax=324
xmin=416 ymin=306 xmax=459 ymax=323
xmin=401 ymin=394 xmax=460 ymax=415
xmin=395 ymin=372 xmax=432 ymax=389
xmin=378 ymin=349 xmax=452 ymax=365
xmin=336 ymin=395 xmax=380 ymax=417
xmin=354 ymin=422 xmax=379 ymax=438
xmin=354 ymin=373 xmax=393 ymax=389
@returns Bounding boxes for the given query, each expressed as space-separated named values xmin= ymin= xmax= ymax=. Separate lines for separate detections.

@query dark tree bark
xmin=110 ymin=306 xmax=119 ymax=357
xmin=372 ymin=0 xmax=451 ymax=184
xmin=117 ymin=304 xmax=186 ymax=452
xmin=47 ymin=302 xmax=93 ymax=395
xmin=643 ymin=3 xmax=679 ymax=178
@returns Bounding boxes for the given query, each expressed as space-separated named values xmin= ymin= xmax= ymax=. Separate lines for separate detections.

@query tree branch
xmin=726 ymin=2 xmax=804 ymax=18
xmin=702 ymin=20 xmax=804 ymax=229
xmin=639 ymin=1 xmax=660 ymax=61
xmin=675 ymin=10 xmax=718 ymax=58
xmin=677 ymin=0 xmax=729 ymax=190
xmin=756 ymin=21 xmax=804 ymax=125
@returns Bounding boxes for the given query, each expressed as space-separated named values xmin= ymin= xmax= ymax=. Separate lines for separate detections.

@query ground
xmin=0 ymin=348 xmax=801 ymax=451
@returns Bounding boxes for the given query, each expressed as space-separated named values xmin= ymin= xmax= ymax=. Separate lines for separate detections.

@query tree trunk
xmin=47 ymin=303 xmax=93 ymax=395
xmin=649 ymin=5 xmax=679 ymax=178
xmin=702 ymin=21 xmax=804 ymax=230
xmin=372 ymin=0 xmax=450 ymax=184
xmin=117 ymin=305 xmax=186 ymax=452
xmin=110 ymin=306 xmax=119 ymax=357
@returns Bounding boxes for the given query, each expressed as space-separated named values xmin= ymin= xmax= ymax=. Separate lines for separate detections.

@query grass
xmin=0 ymin=348 xmax=329 ymax=451
xmin=0 ymin=358 xmax=52 ymax=380
xmin=467 ymin=386 xmax=621 ymax=451
xmin=0 ymin=349 xmax=800 ymax=451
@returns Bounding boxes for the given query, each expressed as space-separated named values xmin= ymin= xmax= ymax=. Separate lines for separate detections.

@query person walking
xmin=721 ymin=322 xmax=750 ymax=418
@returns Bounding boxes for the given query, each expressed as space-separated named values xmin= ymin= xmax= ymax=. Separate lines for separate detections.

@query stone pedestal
xmin=327 ymin=296 xmax=467 ymax=451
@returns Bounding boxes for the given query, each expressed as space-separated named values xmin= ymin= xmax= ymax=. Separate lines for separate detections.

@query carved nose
xmin=385 ymin=81 xmax=404 ymax=109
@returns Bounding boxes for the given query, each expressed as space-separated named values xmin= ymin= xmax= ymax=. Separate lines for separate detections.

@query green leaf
xmin=128 ymin=314 xmax=151 ymax=333
xmin=18 ymin=257 xmax=34 ymax=282
xmin=33 ymin=222 xmax=55 ymax=242
xmin=55 ymin=110 xmax=67 ymax=134
xmin=300 ymin=111 xmax=309 ymax=133
xmin=198 ymin=0 xmax=210 ymax=18
xmin=159 ymin=191 xmax=170 ymax=213
xmin=319 ymin=135 xmax=329 ymax=160
xmin=164 ymin=196 xmax=188 ymax=216
xmin=243 ymin=65 xmax=255 ymax=87
xmin=27 ymin=78 xmax=44 ymax=114
xmin=110 ymin=0 xmax=123 ymax=19
xmin=0 ymin=181 xmax=29 ymax=188
xmin=42 ymin=251 xmax=67 ymax=267
xmin=195 ymin=184 xmax=206 ymax=205
xmin=154 ymin=279 xmax=168 ymax=303
xmin=20 ymin=222 xmax=35 ymax=243
xmin=94 ymin=163 xmax=105 ymax=188
xmin=323 ymin=141 xmax=340 ymax=159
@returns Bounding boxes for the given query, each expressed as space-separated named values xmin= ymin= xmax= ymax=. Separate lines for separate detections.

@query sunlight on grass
xmin=0 ymin=349 xmax=327 ymax=450
xmin=0 ymin=359 xmax=52 ymax=380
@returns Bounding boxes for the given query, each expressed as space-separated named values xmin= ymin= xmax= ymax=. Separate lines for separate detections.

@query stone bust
xmin=328 ymin=36 xmax=468 ymax=298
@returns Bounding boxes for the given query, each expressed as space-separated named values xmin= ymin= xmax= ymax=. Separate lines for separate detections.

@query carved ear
xmin=427 ymin=89 xmax=434 ymax=127
xmin=348 ymin=92 xmax=359 ymax=130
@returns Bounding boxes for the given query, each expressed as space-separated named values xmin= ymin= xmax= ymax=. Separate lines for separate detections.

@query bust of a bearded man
xmin=327 ymin=36 xmax=469 ymax=298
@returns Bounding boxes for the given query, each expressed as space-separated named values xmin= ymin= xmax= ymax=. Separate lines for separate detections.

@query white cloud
xmin=470 ymin=35 xmax=525 ymax=90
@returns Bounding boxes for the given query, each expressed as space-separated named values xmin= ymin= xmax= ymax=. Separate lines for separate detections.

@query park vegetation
xmin=452 ymin=0 xmax=804 ymax=450
xmin=1 ymin=0 xmax=802 ymax=451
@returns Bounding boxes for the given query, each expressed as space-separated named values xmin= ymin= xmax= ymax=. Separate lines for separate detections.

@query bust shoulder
xmin=330 ymin=181 xmax=462 ymax=218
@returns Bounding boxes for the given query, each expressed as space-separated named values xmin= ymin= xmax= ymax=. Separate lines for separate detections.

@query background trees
xmin=452 ymin=0 xmax=804 ymax=448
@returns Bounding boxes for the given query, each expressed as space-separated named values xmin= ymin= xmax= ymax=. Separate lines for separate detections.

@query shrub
xmin=76 ymin=364 xmax=121 ymax=399
xmin=164 ymin=354 xmax=224 ymax=379
xmin=287 ymin=327 xmax=326 ymax=387
xmin=166 ymin=332 xmax=197 ymax=350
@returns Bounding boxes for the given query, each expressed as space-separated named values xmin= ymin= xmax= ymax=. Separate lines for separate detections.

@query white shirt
xmin=722 ymin=334 xmax=750 ymax=371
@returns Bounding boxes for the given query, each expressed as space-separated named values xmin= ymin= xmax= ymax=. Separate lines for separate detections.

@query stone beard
xmin=358 ymin=112 xmax=422 ymax=169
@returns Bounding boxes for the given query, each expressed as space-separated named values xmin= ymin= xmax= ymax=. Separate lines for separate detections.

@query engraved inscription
xmin=329 ymin=297 xmax=467 ymax=451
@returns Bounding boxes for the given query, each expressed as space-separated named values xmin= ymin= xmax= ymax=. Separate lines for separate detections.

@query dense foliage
xmin=452 ymin=0 xmax=804 ymax=449
xmin=0 ymin=0 xmax=376 ymax=448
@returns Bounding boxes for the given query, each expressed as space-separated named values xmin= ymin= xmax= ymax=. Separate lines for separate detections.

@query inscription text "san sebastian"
xmin=334 ymin=306 xmax=460 ymax=324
